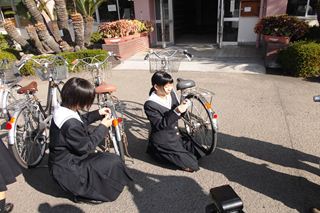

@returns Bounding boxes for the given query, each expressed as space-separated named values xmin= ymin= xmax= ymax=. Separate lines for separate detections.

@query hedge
xmin=20 ymin=49 xmax=109 ymax=76
xmin=0 ymin=50 xmax=17 ymax=62
xmin=278 ymin=41 xmax=320 ymax=77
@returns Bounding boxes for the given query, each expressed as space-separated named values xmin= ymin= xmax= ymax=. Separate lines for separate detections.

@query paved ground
xmin=2 ymin=46 xmax=320 ymax=213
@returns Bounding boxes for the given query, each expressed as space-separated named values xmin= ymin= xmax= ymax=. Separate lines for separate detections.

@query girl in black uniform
xmin=0 ymin=138 xmax=21 ymax=213
xmin=144 ymin=71 xmax=205 ymax=172
xmin=48 ymin=77 xmax=132 ymax=204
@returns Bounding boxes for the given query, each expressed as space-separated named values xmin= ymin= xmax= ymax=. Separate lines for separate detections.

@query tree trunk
xmin=22 ymin=0 xmax=44 ymax=24
xmin=54 ymin=0 xmax=73 ymax=44
xmin=84 ymin=16 xmax=94 ymax=47
xmin=25 ymin=25 xmax=47 ymax=54
xmin=71 ymin=13 xmax=85 ymax=50
xmin=3 ymin=19 xmax=30 ymax=49
xmin=35 ymin=22 xmax=61 ymax=53
xmin=50 ymin=21 xmax=63 ymax=42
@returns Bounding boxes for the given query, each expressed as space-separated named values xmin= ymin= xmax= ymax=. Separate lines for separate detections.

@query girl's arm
xmin=80 ymin=110 xmax=104 ymax=125
xmin=63 ymin=120 xmax=108 ymax=155
xmin=144 ymin=102 xmax=179 ymax=131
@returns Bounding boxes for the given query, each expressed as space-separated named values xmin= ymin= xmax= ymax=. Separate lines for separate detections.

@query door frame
xmin=155 ymin=0 xmax=174 ymax=47
xmin=217 ymin=0 xmax=240 ymax=47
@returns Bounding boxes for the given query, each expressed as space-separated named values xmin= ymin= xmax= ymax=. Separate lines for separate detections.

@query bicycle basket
xmin=148 ymin=53 xmax=183 ymax=73
xmin=88 ymin=61 xmax=112 ymax=85
xmin=36 ymin=63 xmax=68 ymax=81
xmin=0 ymin=61 xmax=22 ymax=84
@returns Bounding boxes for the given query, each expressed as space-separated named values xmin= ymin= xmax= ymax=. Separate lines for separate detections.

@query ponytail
xmin=149 ymin=87 xmax=155 ymax=96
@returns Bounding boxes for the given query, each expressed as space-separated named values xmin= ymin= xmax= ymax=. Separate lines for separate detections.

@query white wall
xmin=238 ymin=17 xmax=259 ymax=44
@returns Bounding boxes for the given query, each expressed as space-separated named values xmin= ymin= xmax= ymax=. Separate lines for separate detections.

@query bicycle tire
xmin=182 ymin=94 xmax=217 ymax=155
xmin=9 ymin=106 xmax=47 ymax=168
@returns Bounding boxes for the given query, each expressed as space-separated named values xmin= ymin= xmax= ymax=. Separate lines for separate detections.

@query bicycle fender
xmin=8 ymin=109 xmax=21 ymax=145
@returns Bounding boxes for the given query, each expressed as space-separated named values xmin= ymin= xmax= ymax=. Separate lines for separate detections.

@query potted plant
xmin=254 ymin=14 xmax=309 ymax=44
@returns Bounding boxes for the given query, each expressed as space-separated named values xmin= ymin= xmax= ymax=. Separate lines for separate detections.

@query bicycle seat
xmin=17 ymin=81 xmax=38 ymax=94
xmin=176 ymin=78 xmax=196 ymax=90
xmin=95 ymin=82 xmax=117 ymax=94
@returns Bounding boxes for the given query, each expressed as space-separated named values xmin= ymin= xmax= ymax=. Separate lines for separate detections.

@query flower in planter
xmin=254 ymin=14 xmax=309 ymax=41
xmin=99 ymin=19 xmax=154 ymax=39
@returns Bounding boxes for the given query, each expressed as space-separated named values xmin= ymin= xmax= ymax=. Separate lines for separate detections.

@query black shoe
xmin=4 ymin=203 xmax=14 ymax=213
xmin=73 ymin=196 xmax=103 ymax=205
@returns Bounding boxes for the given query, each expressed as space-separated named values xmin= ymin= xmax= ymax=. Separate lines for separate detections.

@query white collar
xmin=148 ymin=91 xmax=180 ymax=109
xmin=53 ymin=106 xmax=83 ymax=129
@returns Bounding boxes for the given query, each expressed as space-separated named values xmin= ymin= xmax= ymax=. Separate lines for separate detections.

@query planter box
xmin=263 ymin=35 xmax=290 ymax=45
xmin=102 ymin=34 xmax=149 ymax=60
xmin=263 ymin=35 xmax=290 ymax=68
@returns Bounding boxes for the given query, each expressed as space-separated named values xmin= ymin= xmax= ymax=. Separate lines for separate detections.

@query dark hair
xmin=61 ymin=77 xmax=95 ymax=110
xmin=149 ymin=71 xmax=174 ymax=95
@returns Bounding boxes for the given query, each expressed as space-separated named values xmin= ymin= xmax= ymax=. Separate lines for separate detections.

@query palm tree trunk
xmin=54 ymin=0 xmax=73 ymax=43
xmin=71 ymin=13 xmax=85 ymax=50
xmin=25 ymin=25 xmax=47 ymax=54
xmin=3 ymin=19 xmax=30 ymax=49
xmin=84 ymin=16 xmax=94 ymax=46
xmin=22 ymin=0 xmax=44 ymax=24
xmin=50 ymin=21 xmax=63 ymax=42
xmin=35 ymin=22 xmax=61 ymax=53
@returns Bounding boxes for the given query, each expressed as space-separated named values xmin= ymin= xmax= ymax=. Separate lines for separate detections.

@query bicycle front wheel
xmin=182 ymin=94 xmax=217 ymax=155
xmin=9 ymin=106 xmax=47 ymax=168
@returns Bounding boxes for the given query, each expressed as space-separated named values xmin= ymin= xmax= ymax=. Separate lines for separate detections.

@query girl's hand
xmin=99 ymin=107 xmax=111 ymax=117
xmin=175 ymin=99 xmax=191 ymax=113
xmin=101 ymin=117 xmax=113 ymax=127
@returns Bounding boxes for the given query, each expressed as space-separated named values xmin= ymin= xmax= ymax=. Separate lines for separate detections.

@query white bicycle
xmin=6 ymin=55 xmax=68 ymax=168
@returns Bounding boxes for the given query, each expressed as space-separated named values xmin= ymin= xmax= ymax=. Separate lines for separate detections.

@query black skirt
xmin=0 ymin=140 xmax=21 ymax=191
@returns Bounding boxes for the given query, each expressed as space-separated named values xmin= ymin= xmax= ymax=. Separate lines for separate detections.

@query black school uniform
xmin=144 ymin=91 xmax=205 ymax=171
xmin=0 ymin=139 xmax=21 ymax=192
xmin=48 ymin=106 xmax=132 ymax=202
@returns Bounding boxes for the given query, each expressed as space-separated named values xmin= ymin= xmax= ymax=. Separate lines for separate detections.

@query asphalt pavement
xmin=3 ymin=46 xmax=320 ymax=213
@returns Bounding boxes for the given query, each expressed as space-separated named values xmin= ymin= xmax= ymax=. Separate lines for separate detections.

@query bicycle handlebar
xmin=144 ymin=49 xmax=193 ymax=61
xmin=71 ymin=52 xmax=119 ymax=71
xmin=314 ymin=95 xmax=320 ymax=102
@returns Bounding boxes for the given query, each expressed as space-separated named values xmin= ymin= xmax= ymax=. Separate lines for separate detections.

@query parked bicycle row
xmin=0 ymin=50 xmax=224 ymax=208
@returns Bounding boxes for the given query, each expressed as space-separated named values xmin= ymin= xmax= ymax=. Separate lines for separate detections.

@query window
xmin=287 ymin=0 xmax=317 ymax=17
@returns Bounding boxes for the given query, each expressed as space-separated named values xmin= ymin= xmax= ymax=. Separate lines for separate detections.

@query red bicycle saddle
xmin=95 ymin=82 xmax=117 ymax=94
xmin=17 ymin=81 xmax=38 ymax=94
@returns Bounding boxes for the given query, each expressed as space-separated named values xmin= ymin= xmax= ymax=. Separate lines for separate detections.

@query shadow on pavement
xmin=121 ymin=100 xmax=320 ymax=212
xmin=127 ymin=168 xmax=211 ymax=212
xmin=38 ymin=202 xmax=84 ymax=213
xmin=22 ymin=164 xmax=73 ymax=201
xmin=200 ymin=133 xmax=320 ymax=213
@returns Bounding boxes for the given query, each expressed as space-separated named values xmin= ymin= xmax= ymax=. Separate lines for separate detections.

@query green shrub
xmin=278 ymin=41 xmax=320 ymax=77
xmin=0 ymin=50 xmax=17 ymax=62
xmin=90 ymin=32 xmax=104 ymax=44
xmin=20 ymin=49 xmax=109 ymax=75
xmin=0 ymin=34 xmax=12 ymax=50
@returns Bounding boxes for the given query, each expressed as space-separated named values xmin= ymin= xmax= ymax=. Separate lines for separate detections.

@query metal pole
xmin=94 ymin=0 xmax=101 ymax=23
xmin=160 ymin=0 xmax=166 ymax=48
xmin=116 ymin=0 xmax=121 ymax=20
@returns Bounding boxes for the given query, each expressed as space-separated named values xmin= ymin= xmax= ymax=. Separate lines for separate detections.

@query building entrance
xmin=173 ymin=0 xmax=218 ymax=44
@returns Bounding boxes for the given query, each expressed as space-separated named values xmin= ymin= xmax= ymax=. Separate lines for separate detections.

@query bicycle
xmin=6 ymin=55 xmax=68 ymax=168
xmin=144 ymin=49 xmax=218 ymax=155
xmin=71 ymin=52 xmax=131 ymax=162
xmin=0 ymin=58 xmax=25 ymax=124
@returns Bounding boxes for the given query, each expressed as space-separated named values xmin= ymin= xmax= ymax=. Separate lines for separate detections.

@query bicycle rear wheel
xmin=9 ymin=106 xmax=47 ymax=168
xmin=182 ymin=94 xmax=217 ymax=155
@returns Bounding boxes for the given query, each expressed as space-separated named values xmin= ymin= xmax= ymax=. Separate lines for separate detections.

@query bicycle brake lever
xmin=183 ymin=50 xmax=193 ymax=61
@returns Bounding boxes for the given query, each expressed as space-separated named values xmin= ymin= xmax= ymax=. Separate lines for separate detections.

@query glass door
xmin=217 ymin=0 xmax=240 ymax=47
xmin=155 ymin=0 xmax=174 ymax=47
